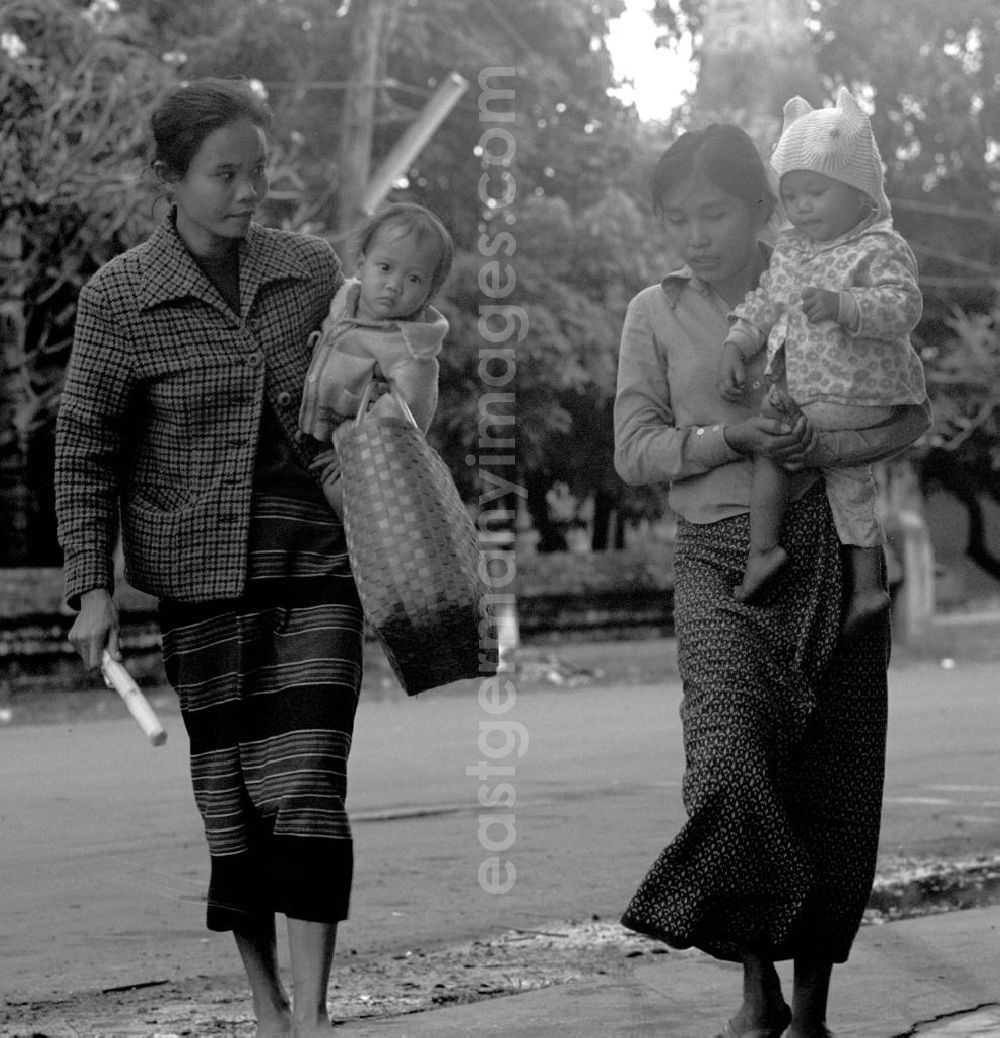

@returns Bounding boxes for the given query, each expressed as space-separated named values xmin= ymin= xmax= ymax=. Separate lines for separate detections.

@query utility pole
xmin=334 ymin=0 xmax=466 ymax=236
xmin=337 ymin=0 xmax=393 ymax=236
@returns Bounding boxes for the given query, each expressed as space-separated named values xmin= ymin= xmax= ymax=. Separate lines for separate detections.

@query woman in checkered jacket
xmin=55 ymin=78 xmax=362 ymax=1036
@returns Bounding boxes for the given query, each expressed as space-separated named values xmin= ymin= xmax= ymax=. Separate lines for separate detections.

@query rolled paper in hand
xmin=101 ymin=650 xmax=167 ymax=747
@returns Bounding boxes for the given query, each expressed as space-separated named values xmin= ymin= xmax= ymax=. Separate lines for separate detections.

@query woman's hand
xmin=775 ymin=414 xmax=819 ymax=469
xmin=69 ymin=588 xmax=120 ymax=670
xmin=724 ymin=414 xmax=818 ymax=468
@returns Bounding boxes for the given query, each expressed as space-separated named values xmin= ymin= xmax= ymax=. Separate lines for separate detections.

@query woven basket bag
xmin=334 ymin=383 xmax=499 ymax=695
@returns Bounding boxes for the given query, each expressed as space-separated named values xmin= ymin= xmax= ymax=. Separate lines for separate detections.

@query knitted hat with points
xmin=770 ymin=87 xmax=890 ymax=218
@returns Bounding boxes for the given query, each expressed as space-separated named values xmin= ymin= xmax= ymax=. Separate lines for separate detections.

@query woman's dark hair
xmin=354 ymin=202 xmax=454 ymax=299
xmin=650 ymin=124 xmax=777 ymax=222
xmin=151 ymin=78 xmax=273 ymax=178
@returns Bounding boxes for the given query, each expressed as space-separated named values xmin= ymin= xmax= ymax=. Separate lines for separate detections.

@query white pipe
xmin=361 ymin=71 xmax=469 ymax=215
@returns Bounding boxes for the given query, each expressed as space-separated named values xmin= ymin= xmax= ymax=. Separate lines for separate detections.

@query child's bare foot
xmin=841 ymin=588 xmax=891 ymax=638
xmin=735 ymin=545 xmax=788 ymax=602
xmin=766 ymin=382 xmax=803 ymax=422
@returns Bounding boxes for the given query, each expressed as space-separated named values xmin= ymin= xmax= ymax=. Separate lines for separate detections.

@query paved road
xmin=2 ymin=647 xmax=998 ymax=1006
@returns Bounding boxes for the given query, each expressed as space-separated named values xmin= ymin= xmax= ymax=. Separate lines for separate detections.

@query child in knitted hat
xmin=717 ymin=87 xmax=927 ymax=636
xmin=299 ymin=201 xmax=453 ymax=517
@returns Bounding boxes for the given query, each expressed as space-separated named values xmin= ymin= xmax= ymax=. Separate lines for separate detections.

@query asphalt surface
xmin=2 ymin=637 xmax=999 ymax=1037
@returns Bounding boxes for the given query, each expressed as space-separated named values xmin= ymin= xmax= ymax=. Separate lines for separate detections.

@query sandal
xmin=715 ymin=1003 xmax=792 ymax=1038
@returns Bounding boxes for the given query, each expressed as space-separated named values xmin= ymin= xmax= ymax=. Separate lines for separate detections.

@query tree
xmin=0 ymin=0 xmax=172 ymax=562
xmin=695 ymin=0 xmax=820 ymax=140
xmin=919 ymin=307 xmax=1000 ymax=577
xmin=12 ymin=0 xmax=1000 ymax=568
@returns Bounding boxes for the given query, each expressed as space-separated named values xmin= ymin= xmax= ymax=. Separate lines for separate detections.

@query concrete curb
xmin=336 ymin=906 xmax=1000 ymax=1038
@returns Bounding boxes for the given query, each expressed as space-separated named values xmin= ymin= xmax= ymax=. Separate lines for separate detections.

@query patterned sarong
xmin=621 ymin=481 xmax=889 ymax=962
xmin=159 ymin=494 xmax=363 ymax=932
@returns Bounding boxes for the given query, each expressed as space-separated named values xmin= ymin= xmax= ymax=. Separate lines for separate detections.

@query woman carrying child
xmin=615 ymin=117 xmax=930 ymax=1038
xmin=56 ymin=78 xmax=362 ymax=1036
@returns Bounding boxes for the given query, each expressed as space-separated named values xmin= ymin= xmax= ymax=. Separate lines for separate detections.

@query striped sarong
xmin=159 ymin=494 xmax=363 ymax=932
xmin=622 ymin=481 xmax=889 ymax=963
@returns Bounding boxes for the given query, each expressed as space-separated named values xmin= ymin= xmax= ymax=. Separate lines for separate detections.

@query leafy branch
xmin=924 ymin=307 xmax=1000 ymax=458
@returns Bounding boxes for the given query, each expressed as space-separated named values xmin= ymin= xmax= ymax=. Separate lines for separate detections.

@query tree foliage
xmin=2 ymin=0 xmax=666 ymax=559
xmin=0 ymin=0 xmax=172 ymax=561
xmin=5 ymin=0 xmax=1000 ymax=565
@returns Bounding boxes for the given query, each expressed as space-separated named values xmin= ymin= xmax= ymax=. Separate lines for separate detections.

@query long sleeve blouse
xmin=614 ymin=260 xmax=932 ymax=523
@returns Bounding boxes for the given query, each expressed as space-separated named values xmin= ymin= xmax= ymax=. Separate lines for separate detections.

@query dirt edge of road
xmin=7 ymin=860 xmax=1000 ymax=1038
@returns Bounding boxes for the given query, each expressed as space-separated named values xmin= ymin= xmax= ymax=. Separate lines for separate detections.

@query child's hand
xmin=309 ymin=447 xmax=341 ymax=488
xmin=717 ymin=343 xmax=748 ymax=402
xmin=724 ymin=413 xmax=816 ymax=465
xmin=801 ymin=286 xmax=840 ymax=324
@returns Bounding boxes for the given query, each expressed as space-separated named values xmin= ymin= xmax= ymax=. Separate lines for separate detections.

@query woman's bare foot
xmin=721 ymin=1000 xmax=792 ymax=1037
xmin=785 ymin=1024 xmax=833 ymax=1038
xmin=735 ymin=545 xmax=788 ymax=602
xmin=292 ymin=1017 xmax=338 ymax=1036
xmin=254 ymin=1007 xmax=292 ymax=1038
xmin=841 ymin=588 xmax=891 ymax=638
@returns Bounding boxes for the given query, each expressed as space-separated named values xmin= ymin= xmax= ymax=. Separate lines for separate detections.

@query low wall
xmin=512 ymin=543 xmax=674 ymax=641
xmin=0 ymin=548 xmax=676 ymax=692
xmin=0 ymin=569 xmax=161 ymax=693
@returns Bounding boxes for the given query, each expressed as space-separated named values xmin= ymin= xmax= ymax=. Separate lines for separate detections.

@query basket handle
xmin=354 ymin=378 xmax=419 ymax=430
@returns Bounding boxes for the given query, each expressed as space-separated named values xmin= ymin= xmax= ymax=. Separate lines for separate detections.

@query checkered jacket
xmin=55 ymin=214 xmax=343 ymax=606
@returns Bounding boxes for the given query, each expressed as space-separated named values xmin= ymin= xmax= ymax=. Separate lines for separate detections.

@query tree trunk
xmin=525 ymin=471 xmax=568 ymax=554
xmin=0 ymin=212 xmax=32 ymax=564
xmin=591 ymin=490 xmax=614 ymax=551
